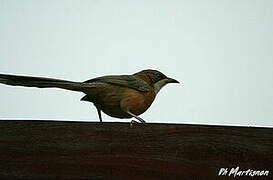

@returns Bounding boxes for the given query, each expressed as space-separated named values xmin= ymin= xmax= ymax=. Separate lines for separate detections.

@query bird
xmin=0 ymin=69 xmax=179 ymax=123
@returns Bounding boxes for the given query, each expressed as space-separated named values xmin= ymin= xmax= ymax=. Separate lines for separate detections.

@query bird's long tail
xmin=0 ymin=73 xmax=92 ymax=92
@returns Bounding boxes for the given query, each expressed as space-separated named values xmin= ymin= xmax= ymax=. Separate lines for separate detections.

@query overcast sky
xmin=0 ymin=0 xmax=272 ymax=127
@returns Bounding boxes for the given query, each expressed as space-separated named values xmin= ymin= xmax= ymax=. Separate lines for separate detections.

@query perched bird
xmin=0 ymin=69 xmax=179 ymax=123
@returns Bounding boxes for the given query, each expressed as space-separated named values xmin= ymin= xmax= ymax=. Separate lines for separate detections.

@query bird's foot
xmin=130 ymin=120 xmax=138 ymax=127
xmin=130 ymin=118 xmax=146 ymax=128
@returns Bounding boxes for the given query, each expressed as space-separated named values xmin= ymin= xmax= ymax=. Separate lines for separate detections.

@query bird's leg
xmin=95 ymin=104 xmax=103 ymax=123
xmin=127 ymin=111 xmax=146 ymax=124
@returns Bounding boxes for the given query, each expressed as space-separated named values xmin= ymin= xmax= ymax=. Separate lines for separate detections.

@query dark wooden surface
xmin=0 ymin=120 xmax=272 ymax=180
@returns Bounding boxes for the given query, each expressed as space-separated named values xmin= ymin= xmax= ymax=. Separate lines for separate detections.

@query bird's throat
xmin=153 ymin=79 xmax=168 ymax=94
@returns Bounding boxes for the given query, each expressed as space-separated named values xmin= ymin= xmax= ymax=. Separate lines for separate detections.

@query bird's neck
xmin=133 ymin=72 xmax=168 ymax=94
xmin=133 ymin=72 xmax=153 ymax=85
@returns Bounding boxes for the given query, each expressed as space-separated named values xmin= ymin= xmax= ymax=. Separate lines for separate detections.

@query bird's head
xmin=134 ymin=69 xmax=179 ymax=94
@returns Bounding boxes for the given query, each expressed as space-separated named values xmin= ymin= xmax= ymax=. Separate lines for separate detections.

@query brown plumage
xmin=0 ymin=69 xmax=179 ymax=123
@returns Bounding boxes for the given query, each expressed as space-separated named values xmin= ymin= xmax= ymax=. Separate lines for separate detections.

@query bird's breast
xmin=83 ymin=83 xmax=156 ymax=118
xmin=119 ymin=88 xmax=156 ymax=116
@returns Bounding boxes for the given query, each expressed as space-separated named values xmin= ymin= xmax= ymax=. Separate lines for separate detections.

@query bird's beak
xmin=166 ymin=77 xmax=180 ymax=84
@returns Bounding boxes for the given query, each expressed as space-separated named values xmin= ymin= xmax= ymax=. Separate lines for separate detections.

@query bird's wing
xmin=84 ymin=75 xmax=150 ymax=92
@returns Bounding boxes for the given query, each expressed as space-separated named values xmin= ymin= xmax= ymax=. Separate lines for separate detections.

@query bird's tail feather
xmin=0 ymin=74 xmax=93 ymax=92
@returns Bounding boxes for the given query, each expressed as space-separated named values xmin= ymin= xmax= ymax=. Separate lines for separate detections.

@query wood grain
xmin=0 ymin=120 xmax=272 ymax=179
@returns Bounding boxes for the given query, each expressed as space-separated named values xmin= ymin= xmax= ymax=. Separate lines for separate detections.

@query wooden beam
xmin=0 ymin=120 xmax=272 ymax=179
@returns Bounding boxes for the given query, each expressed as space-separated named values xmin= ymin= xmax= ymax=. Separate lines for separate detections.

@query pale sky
xmin=0 ymin=0 xmax=272 ymax=127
